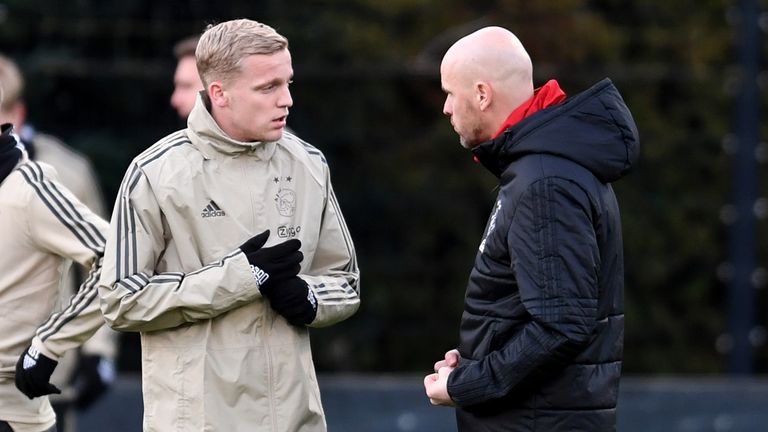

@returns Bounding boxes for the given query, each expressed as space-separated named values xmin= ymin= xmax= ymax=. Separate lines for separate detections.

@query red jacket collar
xmin=491 ymin=79 xmax=567 ymax=139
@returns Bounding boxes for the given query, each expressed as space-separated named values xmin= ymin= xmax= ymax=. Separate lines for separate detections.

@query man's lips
xmin=272 ymin=115 xmax=288 ymax=126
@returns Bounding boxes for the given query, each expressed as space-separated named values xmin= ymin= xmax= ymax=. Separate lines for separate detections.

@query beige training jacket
xmin=0 ymin=155 xmax=107 ymax=431
xmin=32 ymin=132 xmax=118 ymax=397
xmin=99 ymin=96 xmax=360 ymax=432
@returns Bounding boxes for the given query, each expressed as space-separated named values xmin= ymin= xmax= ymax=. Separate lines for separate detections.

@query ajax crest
xmin=275 ymin=188 xmax=296 ymax=216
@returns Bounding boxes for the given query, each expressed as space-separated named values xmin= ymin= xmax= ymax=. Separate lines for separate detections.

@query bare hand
xmin=433 ymin=349 xmax=460 ymax=372
xmin=424 ymin=366 xmax=456 ymax=406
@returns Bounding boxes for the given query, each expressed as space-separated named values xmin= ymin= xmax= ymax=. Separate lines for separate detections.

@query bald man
xmin=424 ymin=27 xmax=640 ymax=431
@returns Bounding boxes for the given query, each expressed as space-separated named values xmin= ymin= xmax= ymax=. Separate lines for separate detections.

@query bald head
xmin=444 ymin=27 xmax=532 ymax=87
xmin=440 ymin=27 xmax=534 ymax=148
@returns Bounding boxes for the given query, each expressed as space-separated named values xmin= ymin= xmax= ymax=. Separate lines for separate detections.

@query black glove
xmin=240 ymin=230 xmax=303 ymax=288
xmin=15 ymin=345 xmax=61 ymax=399
xmin=72 ymin=355 xmax=115 ymax=410
xmin=260 ymin=276 xmax=318 ymax=326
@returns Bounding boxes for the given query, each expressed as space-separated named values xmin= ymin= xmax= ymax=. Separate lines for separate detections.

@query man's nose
xmin=279 ymin=87 xmax=293 ymax=108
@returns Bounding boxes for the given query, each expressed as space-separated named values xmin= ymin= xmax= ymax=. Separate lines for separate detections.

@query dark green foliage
xmin=0 ymin=0 xmax=758 ymax=374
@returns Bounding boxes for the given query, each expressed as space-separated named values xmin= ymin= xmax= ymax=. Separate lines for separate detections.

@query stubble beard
xmin=458 ymin=124 xmax=485 ymax=150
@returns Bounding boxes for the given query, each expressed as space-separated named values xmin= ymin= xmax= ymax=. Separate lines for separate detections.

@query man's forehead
xmin=439 ymin=58 xmax=455 ymax=80
xmin=242 ymin=49 xmax=291 ymax=65
xmin=176 ymin=57 xmax=198 ymax=73
xmin=440 ymin=58 xmax=465 ymax=85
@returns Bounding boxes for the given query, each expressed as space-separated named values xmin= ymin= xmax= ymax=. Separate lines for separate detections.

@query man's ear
xmin=475 ymin=81 xmax=492 ymax=111
xmin=208 ymin=81 xmax=227 ymax=107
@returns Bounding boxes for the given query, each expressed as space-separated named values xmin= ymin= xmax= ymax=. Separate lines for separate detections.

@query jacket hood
xmin=472 ymin=78 xmax=640 ymax=182
xmin=187 ymin=92 xmax=277 ymax=160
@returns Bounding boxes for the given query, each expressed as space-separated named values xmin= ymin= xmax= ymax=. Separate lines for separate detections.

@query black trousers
xmin=0 ymin=420 xmax=56 ymax=432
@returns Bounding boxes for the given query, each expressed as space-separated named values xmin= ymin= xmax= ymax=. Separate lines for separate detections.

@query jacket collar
xmin=472 ymin=78 xmax=640 ymax=182
xmin=491 ymin=79 xmax=567 ymax=139
xmin=0 ymin=123 xmax=24 ymax=184
xmin=186 ymin=92 xmax=278 ymax=161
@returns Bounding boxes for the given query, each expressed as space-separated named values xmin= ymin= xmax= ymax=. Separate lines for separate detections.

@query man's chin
xmin=263 ymin=129 xmax=284 ymax=142
xmin=459 ymin=137 xmax=478 ymax=150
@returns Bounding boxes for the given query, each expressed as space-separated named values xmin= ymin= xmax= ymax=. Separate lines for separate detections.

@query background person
xmin=169 ymin=35 xmax=204 ymax=120
xmin=0 ymin=117 xmax=109 ymax=432
xmin=424 ymin=26 xmax=640 ymax=431
xmin=0 ymin=54 xmax=117 ymax=432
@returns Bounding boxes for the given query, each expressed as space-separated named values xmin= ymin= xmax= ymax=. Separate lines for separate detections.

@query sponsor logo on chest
xmin=273 ymin=175 xmax=301 ymax=236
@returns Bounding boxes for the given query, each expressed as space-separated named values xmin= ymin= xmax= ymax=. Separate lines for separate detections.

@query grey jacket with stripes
xmin=98 ymin=96 xmax=360 ymax=432
xmin=0 ymin=155 xmax=107 ymax=430
xmin=30 ymin=131 xmax=119 ymax=403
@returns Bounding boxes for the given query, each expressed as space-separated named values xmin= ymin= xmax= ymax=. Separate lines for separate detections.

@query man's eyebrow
xmin=254 ymin=75 xmax=293 ymax=89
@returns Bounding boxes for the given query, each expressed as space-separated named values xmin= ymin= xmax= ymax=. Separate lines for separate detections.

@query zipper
xmin=244 ymin=154 xmax=279 ymax=431
xmin=264 ymin=304 xmax=278 ymax=431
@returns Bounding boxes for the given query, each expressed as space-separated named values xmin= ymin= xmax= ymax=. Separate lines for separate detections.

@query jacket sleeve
xmin=447 ymin=177 xmax=600 ymax=406
xmin=15 ymin=163 xmax=109 ymax=360
xmin=51 ymin=148 xmax=117 ymax=360
xmin=303 ymin=172 xmax=360 ymax=328
xmin=98 ymin=165 xmax=260 ymax=333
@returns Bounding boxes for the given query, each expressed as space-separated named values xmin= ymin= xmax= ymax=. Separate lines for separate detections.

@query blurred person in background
xmin=98 ymin=19 xmax=360 ymax=432
xmin=0 ymin=87 xmax=110 ymax=432
xmin=424 ymin=26 xmax=639 ymax=431
xmin=170 ymin=35 xmax=204 ymax=120
xmin=0 ymin=54 xmax=117 ymax=432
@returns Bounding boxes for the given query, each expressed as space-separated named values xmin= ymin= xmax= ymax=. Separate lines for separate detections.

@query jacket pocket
xmin=489 ymin=319 xmax=519 ymax=353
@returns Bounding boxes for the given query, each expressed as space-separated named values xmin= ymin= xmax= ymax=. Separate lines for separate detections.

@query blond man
xmin=99 ymin=19 xmax=360 ymax=432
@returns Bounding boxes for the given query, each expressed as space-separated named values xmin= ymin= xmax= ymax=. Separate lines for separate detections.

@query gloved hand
xmin=73 ymin=355 xmax=116 ymax=410
xmin=239 ymin=230 xmax=303 ymax=288
xmin=15 ymin=345 xmax=61 ymax=399
xmin=260 ymin=276 xmax=318 ymax=326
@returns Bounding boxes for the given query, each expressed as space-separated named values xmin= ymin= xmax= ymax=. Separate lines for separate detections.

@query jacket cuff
xmin=31 ymin=336 xmax=61 ymax=362
xmin=446 ymin=356 xmax=482 ymax=407
xmin=233 ymin=248 xmax=263 ymax=297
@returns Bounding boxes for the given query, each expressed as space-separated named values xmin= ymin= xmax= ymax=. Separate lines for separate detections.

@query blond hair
xmin=0 ymin=54 xmax=24 ymax=112
xmin=196 ymin=19 xmax=288 ymax=87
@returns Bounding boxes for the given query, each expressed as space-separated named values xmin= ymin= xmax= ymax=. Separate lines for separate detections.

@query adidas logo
xmin=201 ymin=200 xmax=226 ymax=218
xmin=23 ymin=346 xmax=40 ymax=369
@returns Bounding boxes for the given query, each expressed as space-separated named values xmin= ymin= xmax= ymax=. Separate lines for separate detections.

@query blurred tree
xmin=0 ymin=0 xmax=758 ymax=374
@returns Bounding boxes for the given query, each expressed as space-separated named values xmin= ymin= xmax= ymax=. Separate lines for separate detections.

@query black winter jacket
xmin=447 ymin=79 xmax=640 ymax=432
